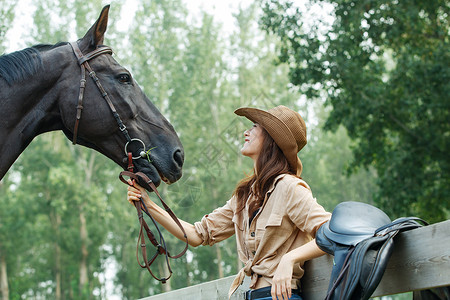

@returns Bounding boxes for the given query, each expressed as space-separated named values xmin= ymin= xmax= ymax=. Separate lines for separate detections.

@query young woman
xmin=127 ymin=105 xmax=331 ymax=300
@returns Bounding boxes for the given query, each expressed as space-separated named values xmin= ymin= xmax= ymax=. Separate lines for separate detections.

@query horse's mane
xmin=0 ymin=42 xmax=67 ymax=85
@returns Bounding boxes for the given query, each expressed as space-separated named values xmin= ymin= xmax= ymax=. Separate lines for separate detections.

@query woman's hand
xmin=271 ymin=239 xmax=326 ymax=299
xmin=271 ymin=254 xmax=295 ymax=300
xmin=127 ymin=179 xmax=150 ymax=205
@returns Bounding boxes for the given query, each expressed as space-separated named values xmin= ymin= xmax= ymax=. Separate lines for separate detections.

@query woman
xmin=127 ymin=105 xmax=331 ymax=300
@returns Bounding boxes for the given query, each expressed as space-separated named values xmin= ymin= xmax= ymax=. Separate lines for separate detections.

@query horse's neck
xmin=0 ymin=75 xmax=64 ymax=132
xmin=0 ymin=49 xmax=69 ymax=179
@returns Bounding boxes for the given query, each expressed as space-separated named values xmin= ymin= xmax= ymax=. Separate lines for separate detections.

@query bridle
xmin=70 ymin=42 xmax=163 ymax=161
xmin=69 ymin=41 xmax=188 ymax=283
xmin=69 ymin=41 xmax=132 ymax=146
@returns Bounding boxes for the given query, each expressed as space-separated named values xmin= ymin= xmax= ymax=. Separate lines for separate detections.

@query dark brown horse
xmin=0 ymin=6 xmax=184 ymax=186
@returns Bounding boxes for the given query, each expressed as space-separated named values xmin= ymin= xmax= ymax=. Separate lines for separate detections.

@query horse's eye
xmin=118 ymin=73 xmax=131 ymax=84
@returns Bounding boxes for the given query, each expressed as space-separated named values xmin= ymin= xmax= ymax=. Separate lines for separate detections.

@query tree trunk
xmin=55 ymin=245 xmax=61 ymax=300
xmin=49 ymin=196 xmax=62 ymax=300
xmin=54 ymin=215 xmax=62 ymax=300
xmin=216 ymin=245 xmax=224 ymax=278
xmin=79 ymin=209 xmax=88 ymax=297
xmin=0 ymin=184 xmax=6 ymax=300
xmin=185 ymin=255 xmax=191 ymax=287
xmin=211 ymin=187 xmax=225 ymax=279
xmin=0 ymin=249 xmax=9 ymax=300
xmin=79 ymin=152 xmax=95 ymax=297
xmin=159 ymin=259 xmax=172 ymax=292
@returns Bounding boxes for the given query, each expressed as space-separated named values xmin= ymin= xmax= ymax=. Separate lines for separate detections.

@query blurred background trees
xmin=0 ymin=0 xmax=448 ymax=299
xmin=260 ymin=0 xmax=449 ymax=222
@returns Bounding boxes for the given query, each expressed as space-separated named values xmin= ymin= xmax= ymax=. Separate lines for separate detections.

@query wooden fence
xmin=141 ymin=219 xmax=450 ymax=300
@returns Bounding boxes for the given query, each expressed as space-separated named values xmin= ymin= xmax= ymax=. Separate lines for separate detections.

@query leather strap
xmin=69 ymin=41 xmax=131 ymax=145
xmin=119 ymin=169 xmax=189 ymax=282
xmin=70 ymin=42 xmax=88 ymax=144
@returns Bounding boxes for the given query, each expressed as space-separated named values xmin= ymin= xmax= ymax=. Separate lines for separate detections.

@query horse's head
xmin=58 ymin=6 xmax=183 ymax=186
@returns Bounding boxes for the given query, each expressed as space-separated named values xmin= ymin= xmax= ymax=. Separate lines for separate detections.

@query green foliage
xmin=0 ymin=174 xmax=39 ymax=299
xmin=260 ymin=0 xmax=450 ymax=223
xmin=31 ymin=0 xmax=105 ymax=43
xmin=0 ymin=0 xmax=18 ymax=53
xmin=3 ymin=133 xmax=115 ymax=299
xmin=301 ymin=103 xmax=379 ymax=212
xmin=2 ymin=0 xmax=383 ymax=299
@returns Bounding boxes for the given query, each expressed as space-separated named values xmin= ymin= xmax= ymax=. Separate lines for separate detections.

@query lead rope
xmin=119 ymin=153 xmax=188 ymax=283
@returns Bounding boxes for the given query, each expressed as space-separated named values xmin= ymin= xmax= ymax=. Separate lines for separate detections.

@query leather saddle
xmin=316 ymin=201 xmax=426 ymax=300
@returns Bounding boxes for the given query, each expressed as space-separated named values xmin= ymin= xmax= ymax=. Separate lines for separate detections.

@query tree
xmin=0 ymin=175 xmax=22 ymax=300
xmin=300 ymin=102 xmax=379 ymax=212
xmin=4 ymin=132 xmax=115 ymax=299
xmin=260 ymin=0 xmax=450 ymax=223
xmin=0 ymin=0 xmax=18 ymax=53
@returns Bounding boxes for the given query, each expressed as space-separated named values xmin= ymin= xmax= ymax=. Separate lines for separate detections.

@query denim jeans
xmin=254 ymin=295 xmax=302 ymax=300
xmin=245 ymin=286 xmax=302 ymax=300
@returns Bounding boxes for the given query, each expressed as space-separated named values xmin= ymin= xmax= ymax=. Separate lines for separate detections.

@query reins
xmin=119 ymin=154 xmax=189 ymax=283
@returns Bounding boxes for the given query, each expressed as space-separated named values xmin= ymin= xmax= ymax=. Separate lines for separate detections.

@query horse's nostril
xmin=173 ymin=149 xmax=184 ymax=168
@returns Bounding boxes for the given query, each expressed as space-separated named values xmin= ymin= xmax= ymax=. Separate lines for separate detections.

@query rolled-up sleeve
xmin=285 ymin=180 xmax=331 ymax=237
xmin=194 ymin=198 xmax=236 ymax=246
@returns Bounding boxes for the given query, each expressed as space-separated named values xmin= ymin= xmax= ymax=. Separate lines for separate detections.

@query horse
xmin=0 ymin=5 xmax=184 ymax=187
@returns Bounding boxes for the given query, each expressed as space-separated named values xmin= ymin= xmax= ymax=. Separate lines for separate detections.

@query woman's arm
xmin=271 ymin=239 xmax=326 ymax=300
xmin=127 ymin=180 xmax=204 ymax=247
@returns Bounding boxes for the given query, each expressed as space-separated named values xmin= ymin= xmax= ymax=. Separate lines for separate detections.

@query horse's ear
xmin=79 ymin=5 xmax=110 ymax=50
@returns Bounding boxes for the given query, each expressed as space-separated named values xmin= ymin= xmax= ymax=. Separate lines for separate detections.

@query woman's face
xmin=241 ymin=123 xmax=264 ymax=161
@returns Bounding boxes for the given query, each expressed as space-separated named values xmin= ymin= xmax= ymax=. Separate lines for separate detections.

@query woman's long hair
xmin=233 ymin=127 xmax=296 ymax=217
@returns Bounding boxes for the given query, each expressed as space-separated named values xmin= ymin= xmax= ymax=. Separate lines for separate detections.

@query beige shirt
xmin=194 ymin=174 xmax=331 ymax=297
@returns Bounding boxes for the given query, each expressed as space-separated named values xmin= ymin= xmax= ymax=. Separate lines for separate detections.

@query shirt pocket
xmin=255 ymin=213 xmax=283 ymax=241
xmin=266 ymin=213 xmax=283 ymax=227
xmin=260 ymin=213 xmax=295 ymax=244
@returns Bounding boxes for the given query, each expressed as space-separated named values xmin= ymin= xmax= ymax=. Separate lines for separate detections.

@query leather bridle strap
xmin=69 ymin=41 xmax=132 ymax=145
xmin=119 ymin=168 xmax=189 ymax=283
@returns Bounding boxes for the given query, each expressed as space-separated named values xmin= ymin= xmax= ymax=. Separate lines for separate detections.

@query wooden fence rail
xmin=141 ymin=219 xmax=450 ymax=300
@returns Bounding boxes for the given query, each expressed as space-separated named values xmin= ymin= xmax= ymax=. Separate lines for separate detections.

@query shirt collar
xmin=267 ymin=174 xmax=287 ymax=194
xmin=250 ymin=173 xmax=287 ymax=196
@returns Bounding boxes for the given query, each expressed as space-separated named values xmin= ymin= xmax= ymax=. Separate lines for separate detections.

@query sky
xmin=5 ymin=0 xmax=251 ymax=52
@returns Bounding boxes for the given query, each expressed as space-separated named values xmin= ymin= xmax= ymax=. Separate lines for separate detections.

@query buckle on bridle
xmin=119 ymin=123 xmax=127 ymax=132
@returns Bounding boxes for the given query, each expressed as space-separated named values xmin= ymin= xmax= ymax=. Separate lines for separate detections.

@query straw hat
xmin=235 ymin=105 xmax=307 ymax=176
